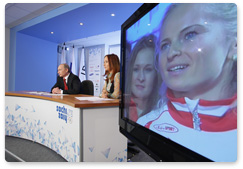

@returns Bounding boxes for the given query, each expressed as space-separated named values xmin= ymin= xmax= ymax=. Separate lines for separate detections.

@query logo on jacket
xmin=153 ymin=123 xmax=178 ymax=133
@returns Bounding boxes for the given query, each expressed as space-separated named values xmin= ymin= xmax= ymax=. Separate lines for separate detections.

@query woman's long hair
xmin=125 ymin=34 xmax=162 ymax=118
xmin=155 ymin=3 xmax=237 ymax=106
xmin=104 ymin=54 xmax=120 ymax=83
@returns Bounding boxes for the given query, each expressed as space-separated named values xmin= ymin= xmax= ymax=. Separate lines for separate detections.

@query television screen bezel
xmin=119 ymin=3 xmax=212 ymax=162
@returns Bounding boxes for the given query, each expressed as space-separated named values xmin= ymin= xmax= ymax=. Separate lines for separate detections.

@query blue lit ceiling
xmin=18 ymin=3 xmax=143 ymax=44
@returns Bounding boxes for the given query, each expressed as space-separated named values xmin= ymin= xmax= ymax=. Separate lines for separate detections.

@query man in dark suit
xmin=51 ymin=63 xmax=81 ymax=94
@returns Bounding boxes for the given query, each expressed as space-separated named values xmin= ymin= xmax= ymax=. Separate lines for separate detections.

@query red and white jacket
xmin=137 ymin=90 xmax=237 ymax=162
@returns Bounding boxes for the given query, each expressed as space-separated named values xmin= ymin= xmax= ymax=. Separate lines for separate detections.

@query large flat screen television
xmin=119 ymin=3 xmax=237 ymax=162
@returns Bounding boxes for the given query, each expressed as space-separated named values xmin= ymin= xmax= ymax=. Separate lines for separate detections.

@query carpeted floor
xmin=5 ymin=136 xmax=155 ymax=162
xmin=5 ymin=136 xmax=67 ymax=162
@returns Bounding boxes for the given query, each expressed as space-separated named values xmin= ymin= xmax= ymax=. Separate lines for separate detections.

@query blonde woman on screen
xmin=137 ymin=3 xmax=237 ymax=162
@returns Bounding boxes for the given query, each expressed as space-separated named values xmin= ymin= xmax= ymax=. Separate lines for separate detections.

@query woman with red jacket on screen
xmin=125 ymin=35 xmax=161 ymax=122
xmin=137 ymin=3 xmax=237 ymax=162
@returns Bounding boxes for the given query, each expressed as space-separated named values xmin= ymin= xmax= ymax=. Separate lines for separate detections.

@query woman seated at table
xmin=100 ymin=54 xmax=120 ymax=99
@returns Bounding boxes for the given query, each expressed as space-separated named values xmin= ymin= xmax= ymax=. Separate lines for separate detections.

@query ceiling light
xmin=80 ymin=23 xmax=84 ymax=26
xmin=148 ymin=23 xmax=151 ymax=26
xmin=50 ymin=32 xmax=54 ymax=34
xmin=111 ymin=13 xmax=115 ymax=16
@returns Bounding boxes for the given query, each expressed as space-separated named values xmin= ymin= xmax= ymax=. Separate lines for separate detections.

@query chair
xmin=80 ymin=80 xmax=94 ymax=96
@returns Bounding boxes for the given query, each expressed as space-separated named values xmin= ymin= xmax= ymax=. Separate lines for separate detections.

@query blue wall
xmin=15 ymin=33 xmax=57 ymax=92
xmin=8 ymin=4 xmax=87 ymax=91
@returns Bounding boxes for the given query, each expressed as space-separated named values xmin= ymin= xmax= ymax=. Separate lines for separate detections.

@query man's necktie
xmin=63 ymin=78 xmax=68 ymax=90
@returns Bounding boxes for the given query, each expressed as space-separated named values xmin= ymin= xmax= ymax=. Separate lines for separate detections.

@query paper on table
xmin=75 ymin=97 xmax=113 ymax=101
xmin=27 ymin=91 xmax=66 ymax=96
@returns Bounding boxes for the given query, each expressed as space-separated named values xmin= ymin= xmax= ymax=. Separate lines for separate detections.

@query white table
xmin=5 ymin=91 xmax=127 ymax=162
